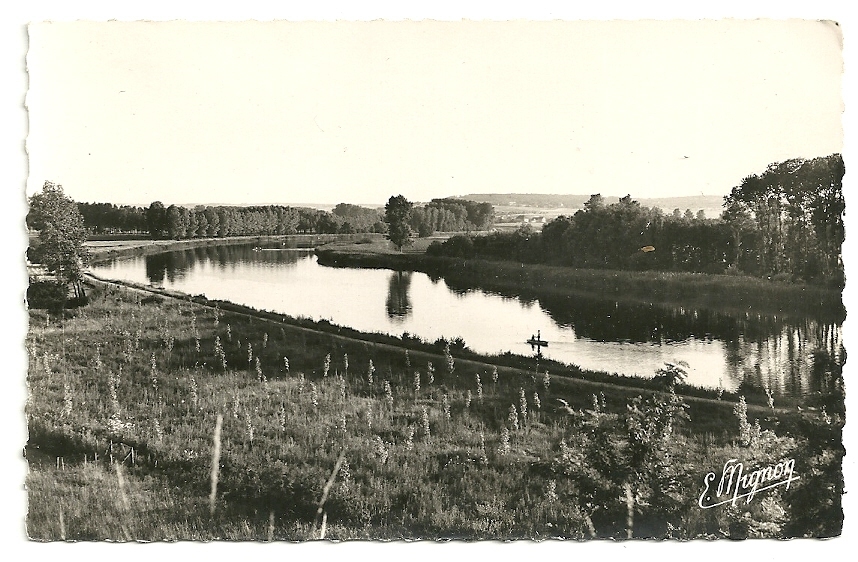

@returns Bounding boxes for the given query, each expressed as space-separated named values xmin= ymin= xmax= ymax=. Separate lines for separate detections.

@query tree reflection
xmin=144 ymin=243 xmax=312 ymax=284
xmin=386 ymin=271 xmax=413 ymax=320
xmin=132 ymin=243 xmax=842 ymax=401
xmin=144 ymin=253 xmax=168 ymax=285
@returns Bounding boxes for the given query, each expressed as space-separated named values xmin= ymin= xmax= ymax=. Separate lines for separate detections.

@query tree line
xmin=74 ymin=201 xmax=387 ymax=239
xmin=383 ymin=196 xmax=496 ymax=250
xmin=78 ymin=198 xmax=494 ymax=240
xmin=143 ymin=202 xmax=389 ymax=239
xmin=427 ymin=154 xmax=844 ymax=285
xmin=410 ymin=198 xmax=495 ymax=236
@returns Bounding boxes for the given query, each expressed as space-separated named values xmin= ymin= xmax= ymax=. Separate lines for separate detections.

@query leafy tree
xmin=721 ymin=197 xmax=755 ymax=272
xmin=194 ymin=208 xmax=209 ymax=237
xmin=204 ymin=207 xmax=220 ymax=237
xmin=332 ymin=203 xmax=384 ymax=231
xmin=384 ymin=195 xmax=413 ymax=251
xmin=146 ymin=201 xmax=167 ymax=239
xmin=724 ymin=153 xmax=844 ymax=282
xmin=316 ymin=212 xmax=341 ymax=234
xmin=652 ymin=361 xmax=689 ymax=390
xmin=27 ymin=181 xmax=91 ymax=299
xmin=165 ymin=204 xmax=187 ymax=239
xmin=584 ymin=194 xmax=605 ymax=212
xmin=77 ymin=201 xmax=147 ymax=234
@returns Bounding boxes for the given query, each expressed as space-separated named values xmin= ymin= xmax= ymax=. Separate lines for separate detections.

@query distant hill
xmin=452 ymin=194 xmax=591 ymax=208
xmin=452 ymin=193 xmax=726 ymax=215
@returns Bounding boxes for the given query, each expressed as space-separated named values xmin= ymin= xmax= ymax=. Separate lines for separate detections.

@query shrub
xmin=771 ymin=272 xmax=795 ymax=284
xmin=27 ymin=280 xmax=68 ymax=311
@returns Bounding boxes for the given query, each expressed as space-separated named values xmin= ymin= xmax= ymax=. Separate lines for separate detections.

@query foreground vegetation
xmin=25 ymin=280 xmax=843 ymax=540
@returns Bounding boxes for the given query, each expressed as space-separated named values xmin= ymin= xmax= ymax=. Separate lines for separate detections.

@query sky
xmin=25 ymin=17 xmax=843 ymax=207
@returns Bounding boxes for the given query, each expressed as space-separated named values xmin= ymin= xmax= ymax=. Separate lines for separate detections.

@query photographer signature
xmin=698 ymin=458 xmax=800 ymax=509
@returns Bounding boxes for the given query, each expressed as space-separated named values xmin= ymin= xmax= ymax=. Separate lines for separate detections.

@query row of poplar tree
xmin=77 ymin=198 xmax=495 ymax=240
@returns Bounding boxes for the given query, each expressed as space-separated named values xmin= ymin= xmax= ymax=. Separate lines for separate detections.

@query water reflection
xmin=386 ymin=271 xmax=413 ymax=321
xmin=142 ymin=244 xmax=312 ymax=286
xmin=441 ymin=278 xmax=845 ymax=401
xmin=90 ymin=244 xmax=844 ymax=400
xmin=722 ymin=321 xmax=845 ymax=399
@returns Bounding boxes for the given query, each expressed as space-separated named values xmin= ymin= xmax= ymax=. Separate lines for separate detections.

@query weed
xmin=508 ymin=404 xmax=519 ymax=431
xmin=209 ymin=414 xmax=223 ymax=514
xmin=366 ymin=359 xmax=375 ymax=386
xmin=498 ymin=428 xmax=510 ymax=455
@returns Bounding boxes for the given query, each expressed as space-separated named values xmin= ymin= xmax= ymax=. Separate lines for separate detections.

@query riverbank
xmin=81 ymin=270 xmax=825 ymax=415
xmin=315 ymin=245 xmax=845 ymax=321
xmin=85 ymin=233 xmax=384 ymax=264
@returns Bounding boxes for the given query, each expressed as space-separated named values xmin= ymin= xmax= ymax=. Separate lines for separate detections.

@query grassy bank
xmin=82 ymin=271 xmax=809 ymax=411
xmin=86 ymin=233 xmax=385 ymax=264
xmin=315 ymin=247 xmax=844 ymax=321
xmin=25 ymin=277 xmax=843 ymax=540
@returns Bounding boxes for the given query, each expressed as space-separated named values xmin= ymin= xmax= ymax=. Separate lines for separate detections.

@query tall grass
xmin=209 ymin=415 xmax=223 ymax=515
xmin=24 ymin=280 xmax=842 ymax=540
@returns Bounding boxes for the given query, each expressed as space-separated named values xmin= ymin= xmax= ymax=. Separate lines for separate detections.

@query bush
xmin=771 ymin=272 xmax=795 ymax=284
xmin=426 ymin=240 xmax=445 ymax=256
xmin=26 ymin=280 xmax=68 ymax=311
xmin=439 ymin=235 xmax=475 ymax=258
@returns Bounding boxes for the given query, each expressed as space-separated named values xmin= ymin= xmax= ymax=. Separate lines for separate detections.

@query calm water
xmin=90 ymin=243 xmax=844 ymax=398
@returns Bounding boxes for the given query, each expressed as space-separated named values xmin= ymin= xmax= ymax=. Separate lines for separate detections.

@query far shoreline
xmin=315 ymin=241 xmax=845 ymax=322
xmin=84 ymin=234 xmax=845 ymax=323
xmin=84 ymin=233 xmax=385 ymax=264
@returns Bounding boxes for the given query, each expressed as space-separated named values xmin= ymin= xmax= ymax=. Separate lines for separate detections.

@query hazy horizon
xmin=65 ymin=192 xmax=730 ymax=211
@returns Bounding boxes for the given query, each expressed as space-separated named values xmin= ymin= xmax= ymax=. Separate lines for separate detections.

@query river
xmin=89 ymin=242 xmax=844 ymax=399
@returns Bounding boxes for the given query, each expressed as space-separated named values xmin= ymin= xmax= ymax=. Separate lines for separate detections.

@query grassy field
xmin=24 ymin=278 xmax=843 ymax=541
xmin=317 ymin=235 xmax=452 ymax=255
xmin=84 ymin=233 xmax=386 ymax=264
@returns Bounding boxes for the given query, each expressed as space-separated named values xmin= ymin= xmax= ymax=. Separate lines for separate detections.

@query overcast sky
xmin=26 ymin=19 xmax=843 ymax=207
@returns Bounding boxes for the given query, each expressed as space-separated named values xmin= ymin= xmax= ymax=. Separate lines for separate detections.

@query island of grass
xmin=315 ymin=239 xmax=844 ymax=323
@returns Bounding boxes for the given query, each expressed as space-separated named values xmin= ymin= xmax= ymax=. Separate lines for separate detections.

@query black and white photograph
xmin=4 ymin=2 xmax=853 ymax=548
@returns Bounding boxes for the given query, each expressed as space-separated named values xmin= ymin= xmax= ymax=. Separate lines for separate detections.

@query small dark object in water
xmin=527 ymin=330 xmax=548 ymax=353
